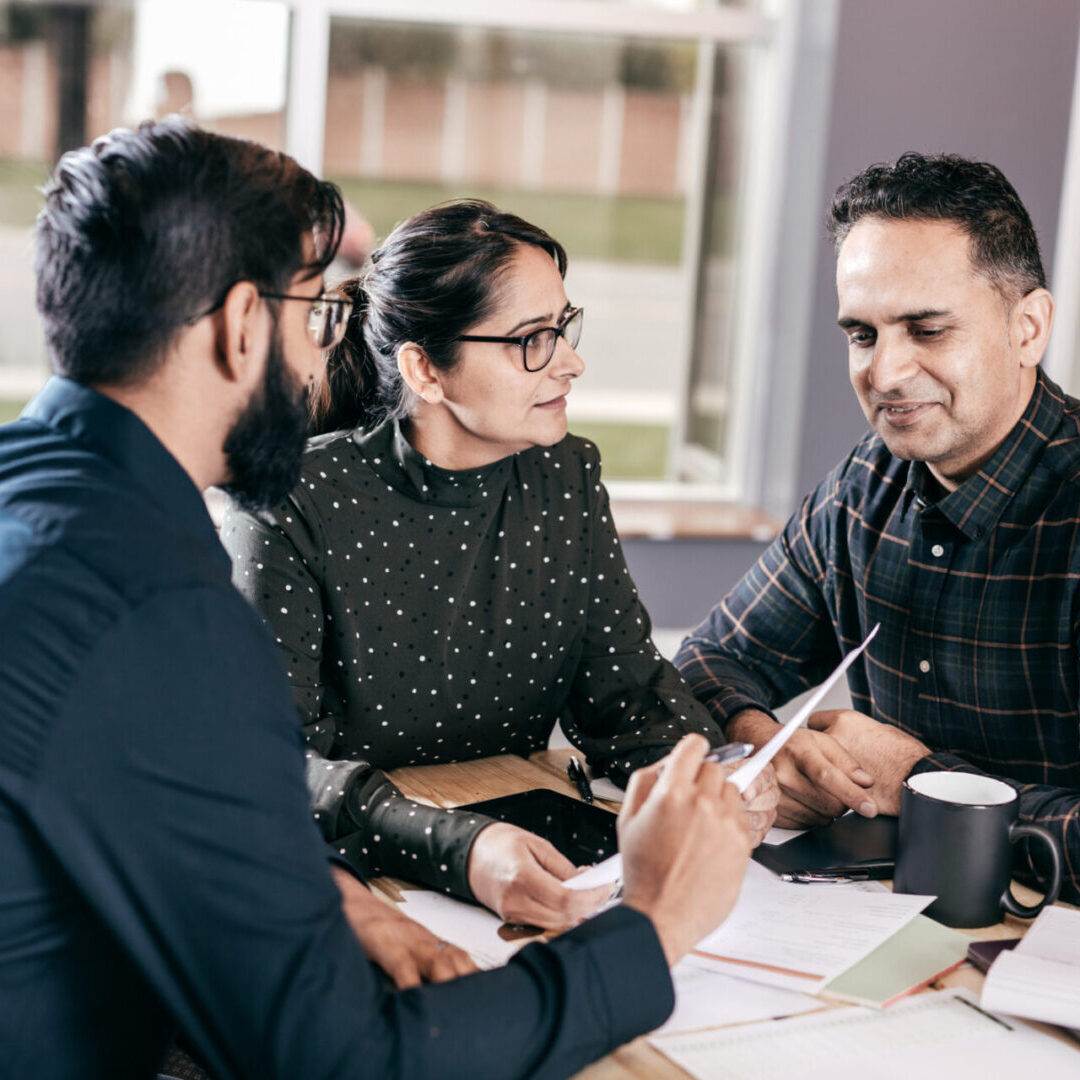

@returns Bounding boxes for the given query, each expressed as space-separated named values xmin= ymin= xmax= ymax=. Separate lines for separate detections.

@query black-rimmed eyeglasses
xmin=187 ymin=289 xmax=353 ymax=351
xmin=457 ymin=306 xmax=584 ymax=372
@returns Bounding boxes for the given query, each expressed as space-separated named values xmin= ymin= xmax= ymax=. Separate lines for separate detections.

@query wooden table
xmin=383 ymin=749 xmax=1078 ymax=1078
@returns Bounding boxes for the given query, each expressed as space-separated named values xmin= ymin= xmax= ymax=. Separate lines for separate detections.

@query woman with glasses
xmin=222 ymin=200 xmax=776 ymax=928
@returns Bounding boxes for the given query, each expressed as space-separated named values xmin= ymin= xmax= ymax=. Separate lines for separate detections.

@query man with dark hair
xmin=0 ymin=119 xmax=753 ymax=1079
xmin=676 ymin=151 xmax=1080 ymax=903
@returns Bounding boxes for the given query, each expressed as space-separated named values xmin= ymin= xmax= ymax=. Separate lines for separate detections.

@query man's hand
xmin=467 ymin=822 xmax=614 ymax=929
xmin=619 ymin=734 xmax=753 ymax=966
xmin=807 ymin=709 xmax=931 ymax=815
xmin=727 ymin=708 xmax=879 ymax=828
xmin=722 ymin=761 xmax=779 ymax=846
xmin=331 ymin=866 xmax=477 ymax=989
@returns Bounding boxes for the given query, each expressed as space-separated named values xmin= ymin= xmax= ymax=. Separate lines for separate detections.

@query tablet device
xmin=460 ymin=789 xmax=618 ymax=867
xmin=752 ymin=812 xmax=898 ymax=878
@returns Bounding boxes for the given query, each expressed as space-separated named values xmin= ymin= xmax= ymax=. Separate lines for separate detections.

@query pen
xmin=653 ymin=741 xmax=755 ymax=780
xmin=780 ymin=872 xmax=871 ymax=884
xmin=566 ymin=755 xmax=594 ymax=803
xmin=779 ymin=860 xmax=894 ymax=884
xmin=706 ymin=742 xmax=755 ymax=766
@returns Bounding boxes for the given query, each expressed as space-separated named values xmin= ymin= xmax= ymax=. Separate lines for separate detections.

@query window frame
xmin=286 ymin=0 xmax=827 ymax=509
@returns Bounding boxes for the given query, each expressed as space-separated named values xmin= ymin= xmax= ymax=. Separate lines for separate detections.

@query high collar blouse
xmin=223 ymin=418 xmax=721 ymax=896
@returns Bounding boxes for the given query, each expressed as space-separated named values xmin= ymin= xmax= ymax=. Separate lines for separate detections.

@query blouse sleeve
xmin=220 ymin=498 xmax=492 ymax=899
xmin=560 ymin=446 xmax=727 ymax=787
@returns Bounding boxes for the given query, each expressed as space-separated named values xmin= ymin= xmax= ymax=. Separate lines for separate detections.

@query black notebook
xmin=752 ymin=813 xmax=898 ymax=878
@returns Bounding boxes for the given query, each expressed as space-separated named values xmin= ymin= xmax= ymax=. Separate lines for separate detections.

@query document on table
xmin=658 ymin=959 xmax=822 ymax=1035
xmin=981 ymin=905 xmax=1080 ymax=1030
xmin=396 ymin=889 xmax=533 ymax=969
xmin=688 ymin=862 xmax=932 ymax=994
xmin=650 ymin=989 xmax=1080 ymax=1080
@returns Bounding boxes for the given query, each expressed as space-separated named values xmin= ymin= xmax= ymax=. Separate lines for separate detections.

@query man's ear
xmin=1012 ymin=287 xmax=1054 ymax=368
xmin=216 ymin=281 xmax=265 ymax=384
xmin=397 ymin=342 xmax=444 ymax=404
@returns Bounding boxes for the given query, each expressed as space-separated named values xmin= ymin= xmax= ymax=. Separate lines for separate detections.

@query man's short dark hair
xmin=828 ymin=152 xmax=1046 ymax=302
xmin=35 ymin=118 xmax=345 ymax=385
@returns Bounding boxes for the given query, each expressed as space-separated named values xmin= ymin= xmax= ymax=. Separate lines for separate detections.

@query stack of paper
xmin=981 ymin=906 xmax=1080 ymax=1030
xmin=395 ymin=889 xmax=532 ymax=969
xmin=659 ymin=960 xmax=821 ymax=1035
xmin=821 ymin=914 xmax=970 ymax=1008
xmin=688 ymin=862 xmax=934 ymax=994
xmin=650 ymin=989 xmax=1080 ymax=1080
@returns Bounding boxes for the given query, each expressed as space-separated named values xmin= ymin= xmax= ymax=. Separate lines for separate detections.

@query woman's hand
xmin=467 ymin=822 xmax=614 ymax=929
xmin=331 ymin=866 xmax=477 ymax=989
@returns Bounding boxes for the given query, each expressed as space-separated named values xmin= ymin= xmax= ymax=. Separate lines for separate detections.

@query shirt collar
xmin=21 ymin=376 xmax=228 ymax=569
xmin=902 ymin=367 xmax=1064 ymax=541
xmin=353 ymin=418 xmax=512 ymax=508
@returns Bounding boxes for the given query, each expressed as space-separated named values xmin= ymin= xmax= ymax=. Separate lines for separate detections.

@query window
xmin=0 ymin=0 xmax=803 ymax=501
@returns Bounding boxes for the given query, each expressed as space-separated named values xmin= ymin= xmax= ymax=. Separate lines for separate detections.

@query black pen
xmin=566 ymin=755 xmax=594 ymax=803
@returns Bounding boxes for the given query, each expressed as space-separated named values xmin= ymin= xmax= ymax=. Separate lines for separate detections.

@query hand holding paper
xmin=726 ymin=623 xmax=880 ymax=793
xmin=565 ymin=625 xmax=881 ymax=893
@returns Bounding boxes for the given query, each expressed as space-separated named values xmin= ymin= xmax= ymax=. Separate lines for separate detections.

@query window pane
xmin=324 ymin=17 xmax=753 ymax=483
xmin=679 ymin=45 xmax=752 ymax=485
xmin=0 ymin=0 xmax=290 ymax=414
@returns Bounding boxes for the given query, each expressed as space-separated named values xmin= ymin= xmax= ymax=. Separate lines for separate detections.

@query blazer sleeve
xmin=31 ymin=586 xmax=675 ymax=1079
xmin=221 ymin=500 xmax=493 ymax=900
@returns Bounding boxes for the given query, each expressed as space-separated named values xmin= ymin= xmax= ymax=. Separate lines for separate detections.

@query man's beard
xmin=220 ymin=332 xmax=310 ymax=513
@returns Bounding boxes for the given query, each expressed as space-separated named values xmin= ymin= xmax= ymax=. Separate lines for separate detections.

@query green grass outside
xmin=569 ymin=419 xmax=668 ymax=480
xmin=0 ymin=399 xmax=27 ymax=424
xmin=0 ymin=396 xmax=667 ymax=478
xmin=0 ymin=159 xmax=49 ymax=228
xmin=331 ymin=176 xmax=685 ymax=266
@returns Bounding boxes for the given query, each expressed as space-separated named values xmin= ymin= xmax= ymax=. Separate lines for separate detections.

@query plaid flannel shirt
xmin=676 ymin=368 xmax=1080 ymax=903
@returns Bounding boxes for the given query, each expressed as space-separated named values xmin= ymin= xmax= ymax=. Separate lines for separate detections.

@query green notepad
xmin=821 ymin=914 xmax=970 ymax=1008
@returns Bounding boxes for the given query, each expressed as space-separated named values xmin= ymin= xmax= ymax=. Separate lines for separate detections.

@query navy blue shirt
xmin=0 ymin=378 xmax=673 ymax=1080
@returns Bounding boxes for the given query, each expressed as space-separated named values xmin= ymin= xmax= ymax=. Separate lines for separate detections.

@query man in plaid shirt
xmin=676 ymin=152 xmax=1080 ymax=903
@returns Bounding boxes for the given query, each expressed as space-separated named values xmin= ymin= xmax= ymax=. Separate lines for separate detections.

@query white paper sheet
xmin=589 ymin=776 xmax=626 ymax=803
xmin=1015 ymin=905 xmax=1080 ymax=965
xmin=687 ymin=862 xmax=932 ymax=993
xmin=650 ymin=989 xmax=1080 ymax=1080
xmin=761 ymin=825 xmax=807 ymax=845
xmin=657 ymin=959 xmax=822 ymax=1035
xmin=725 ymin=623 xmax=879 ymax=793
xmin=566 ymin=628 xmax=879 ymax=892
xmin=395 ymin=889 xmax=531 ymax=969
xmin=981 ymin=906 xmax=1080 ymax=1029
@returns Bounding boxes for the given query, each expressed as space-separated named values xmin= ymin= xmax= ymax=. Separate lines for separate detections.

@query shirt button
xmin=931 ymin=544 xmax=945 ymax=557
xmin=918 ymin=659 xmax=931 ymax=674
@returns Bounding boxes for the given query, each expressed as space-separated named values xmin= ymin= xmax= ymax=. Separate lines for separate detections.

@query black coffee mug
xmin=893 ymin=771 xmax=1062 ymax=927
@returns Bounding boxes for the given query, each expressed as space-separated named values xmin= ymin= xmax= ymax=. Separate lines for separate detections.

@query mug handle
xmin=1001 ymin=822 xmax=1063 ymax=919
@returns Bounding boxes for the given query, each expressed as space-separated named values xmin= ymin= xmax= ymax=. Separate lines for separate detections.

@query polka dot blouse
xmin=221 ymin=418 xmax=722 ymax=899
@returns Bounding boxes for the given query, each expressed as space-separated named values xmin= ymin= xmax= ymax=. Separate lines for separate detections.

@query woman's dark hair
xmin=311 ymin=199 xmax=566 ymax=435
xmin=35 ymin=117 xmax=345 ymax=386
xmin=828 ymin=152 xmax=1045 ymax=303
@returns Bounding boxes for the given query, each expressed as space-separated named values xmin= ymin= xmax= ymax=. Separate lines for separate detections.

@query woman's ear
xmin=397 ymin=342 xmax=445 ymax=404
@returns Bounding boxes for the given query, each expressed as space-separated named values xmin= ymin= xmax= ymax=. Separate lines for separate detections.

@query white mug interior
xmin=906 ymin=771 xmax=1016 ymax=807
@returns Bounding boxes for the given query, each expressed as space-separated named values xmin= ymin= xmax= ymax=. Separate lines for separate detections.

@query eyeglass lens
xmin=309 ymin=296 xmax=348 ymax=350
xmin=523 ymin=308 xmax=584 ymax=371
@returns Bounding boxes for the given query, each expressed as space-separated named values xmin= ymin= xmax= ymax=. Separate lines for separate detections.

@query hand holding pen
xmin=567 ymin=742 xmax=756 ymax=805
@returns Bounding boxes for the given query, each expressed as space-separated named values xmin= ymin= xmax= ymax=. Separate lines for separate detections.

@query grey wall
xmin=798 ymin=0 xmax=1080 ymax=498
xmin=629 ymin=0 xmax=1080 ymax=632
